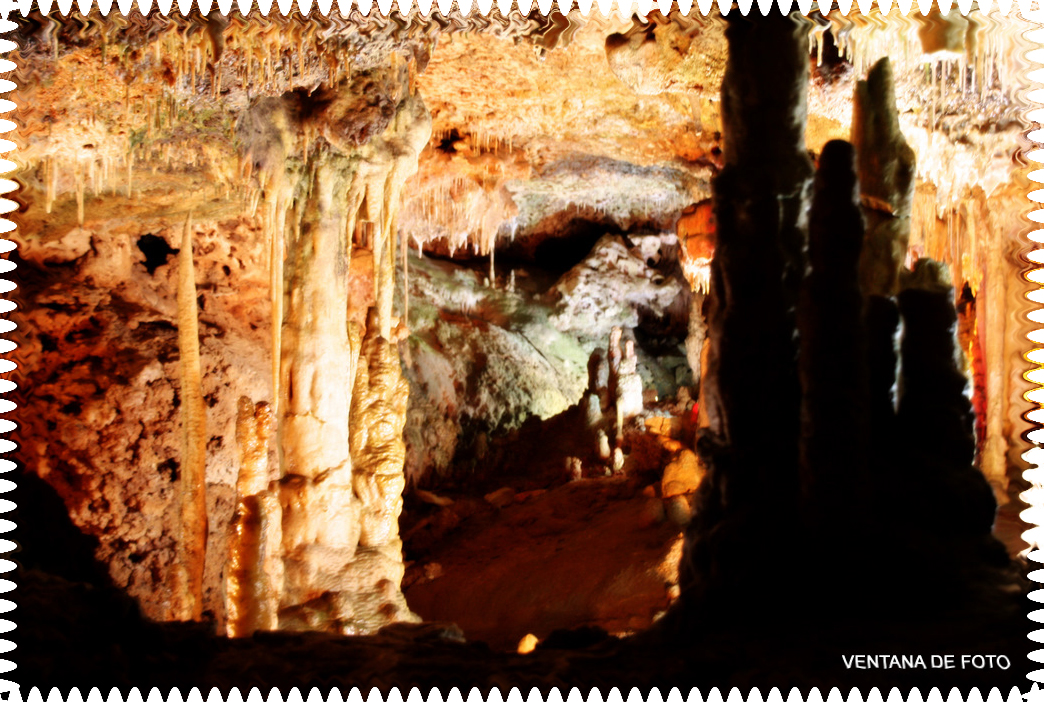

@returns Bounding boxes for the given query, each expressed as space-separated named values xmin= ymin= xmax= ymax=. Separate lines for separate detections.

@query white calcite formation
xmin=551 ymin=233 xmax=686 ymax=339
xmin=228 ymin=64 xmax=430 ymax=634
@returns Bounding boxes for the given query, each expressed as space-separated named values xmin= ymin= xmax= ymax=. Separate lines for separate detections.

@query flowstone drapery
xmin=225 ymin=65 xmax=430 ymax=635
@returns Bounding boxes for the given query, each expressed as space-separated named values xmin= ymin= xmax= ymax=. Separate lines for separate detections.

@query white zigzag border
xmin=0 ymin=0 xmax=1039 ymax=21
xmin=1020 ymin=1 xmax=1044 ymax=699
xmin=0 ymin=0 xmax=1039 ymax=698
xmin=1 ymin=688 xmax=1038 ymax=702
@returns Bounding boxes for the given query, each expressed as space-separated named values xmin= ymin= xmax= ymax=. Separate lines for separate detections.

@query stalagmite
xmin=616 ymin=339 xmax=644 ymax=421
xmin=676 ymin=12 xmax=814 ymax=626
xmin=175 ymin=215 xmax=207 ymax=621
xmin=347 ymin=309 xmax=419 ymax=629
xmin=797 ymin=140 xmax=869 ymax=512
xmin=852 ymin=58 xmax=916 ymax=298
xmin=227 ymin=397 xmax=281 ymax=636
xmin=896 ymin=259 xmax=997 ymax=537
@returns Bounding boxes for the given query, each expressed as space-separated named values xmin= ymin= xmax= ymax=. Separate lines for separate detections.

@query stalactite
xmin=402 ymin=221 xmax=410 ymax=327
xmin=74 ymin=161 xmax=85 ymax=226
xmin=175 ymin=214 xmax=207 ymax=622
xmin=126 ymin=152 xmax=134 ymax=200
xmin=266 ymin=192 xmax=291 ymax=419
xmin=45 ymin=157 xmax=56 ymax=214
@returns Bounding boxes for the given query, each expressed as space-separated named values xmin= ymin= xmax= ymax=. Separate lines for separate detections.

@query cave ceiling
xmin=11 ymin=7 xmax=1032 ymax=259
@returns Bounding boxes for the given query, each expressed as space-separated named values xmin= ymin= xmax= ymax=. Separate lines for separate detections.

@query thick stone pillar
xmin=696 ymin=11 xmax=814 ymax=503
xmin=678 ymin=12 xmax=814 ymax=619
xmin=278 ymin=155 xmax=363 ymax=630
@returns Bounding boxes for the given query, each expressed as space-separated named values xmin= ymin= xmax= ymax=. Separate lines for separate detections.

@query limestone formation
xmin=336 ymin=313 xmax=418 ymax=630
xmin=10 ymin=7 xmax=1034 ymax=669
xmin=604 ymin=12 xmax=726 ymax=98
xmin=797 ymin=140 xmax=869 ymax=511
xmin=852 ymin=58 xmax=917 ymax=297
xmin=175 ymin=215 xmax=208 ymax=622
xmin=236 ymin=63 xmax=431 ymax=634
xmin=616 ymin=340 xmax=645 ymax=421
xmin=673 ymin=13 xmax=1019 ymax=639
xmin=227 ymin=398 xmax=280 ymax=637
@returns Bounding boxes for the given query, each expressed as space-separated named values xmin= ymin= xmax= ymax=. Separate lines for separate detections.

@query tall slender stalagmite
xmin=797 ymin=140 xmax=869 ymax=514
xmin=175 ymin=214 xmax=207 ymax=621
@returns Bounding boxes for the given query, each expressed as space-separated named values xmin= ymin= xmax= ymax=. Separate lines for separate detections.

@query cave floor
xmin=402 ymin=473 xmax=685 ymax=651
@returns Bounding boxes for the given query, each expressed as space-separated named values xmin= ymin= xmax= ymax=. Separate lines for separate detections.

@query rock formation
xmin=227 ymin=397 xmax=280 ymax=636
xmin=175 ymin=215 xmax=208 ymax=622
xmin=236 ymin=66 xmax=432 ymax=634
xmin=673 ymin=12 xmax=1022 ymax=635
xmin=9 ymin=8 xmax=1035 ymax=680
xmin=852 ymin=58 xmax=917 ymax=297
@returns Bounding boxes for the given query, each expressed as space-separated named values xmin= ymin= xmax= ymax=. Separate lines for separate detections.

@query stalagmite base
xmin=227 ymin=398 xmax=280 ymax=637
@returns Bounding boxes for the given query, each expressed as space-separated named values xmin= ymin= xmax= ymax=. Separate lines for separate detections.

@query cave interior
xmin=8 ymin=5 xmax=1040 ymax=689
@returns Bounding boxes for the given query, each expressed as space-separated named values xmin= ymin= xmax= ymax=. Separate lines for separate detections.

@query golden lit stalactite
xmin=227 ymin=397 xmax=280 ymax=637
xmin=346 ymin=95 xmax=432 ymax=341
xmin=265 ymin=186 xmax=293 ymax=420
xmin=852 ymin=57 xmax=916 ymax=298
xmin=676 ymin=200 xmax=715 ymax=297
xmin=982 ymin=192 xmax=1013 ymax=501
xmin=676 ymin=199 xmax=715 ymax=431
xmin=402 ymin=220 xmax=410 ymax=327
xmin=175 ymin=214 xmax=207 ymax=622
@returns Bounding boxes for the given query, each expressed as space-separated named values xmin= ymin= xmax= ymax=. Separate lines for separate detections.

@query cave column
xmin=700 ymin=11 xmax=814 ymax=498
xmin=678 ymin=12 xmax=814 ymax=619
xmin=278 ymin=154 xmax=362 ymax=626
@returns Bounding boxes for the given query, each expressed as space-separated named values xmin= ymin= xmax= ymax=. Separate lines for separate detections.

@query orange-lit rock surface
xmin=9 ymin=7 xmax=1037 ymax=649
xmin=403 ymin=476 xmax=685 ymax=651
